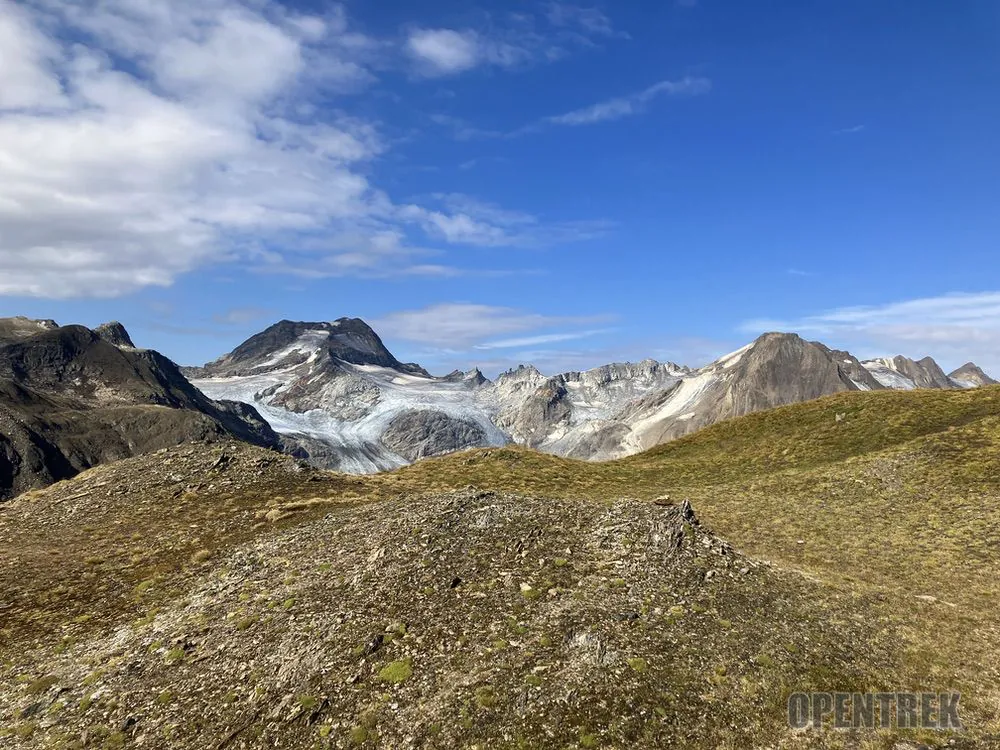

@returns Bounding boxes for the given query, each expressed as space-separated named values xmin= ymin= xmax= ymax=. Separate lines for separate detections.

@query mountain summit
xmin=190 ymin=318 xmax=428 ymax=379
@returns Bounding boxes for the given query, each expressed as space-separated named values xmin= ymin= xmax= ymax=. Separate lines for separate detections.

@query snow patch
xmin=861 ymin=362 xmax=916 ymax=390
xmin=714 ymin=343 xmax=754 ymax=370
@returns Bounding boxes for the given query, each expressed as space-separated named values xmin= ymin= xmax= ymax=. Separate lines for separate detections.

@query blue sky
xmin=1 ymin=0 xmax=998 ymax=375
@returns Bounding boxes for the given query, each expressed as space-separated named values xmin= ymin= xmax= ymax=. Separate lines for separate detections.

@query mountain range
xmin=186 ymin=317 xmax=994 ymax=471
xmin=0 ymin=314 xmax=994 ymax=497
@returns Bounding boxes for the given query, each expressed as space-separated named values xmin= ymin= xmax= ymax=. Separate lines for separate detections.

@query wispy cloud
xmin=399 ymin=193 xmax=613 ymax=248
xmin=405 ymin=5 xmax=627 ymax=78
xmin=432 ymin=76 xmax=710 ymax=142
xmin=371 ymin=303 xmax=617 ymax=350
xmin=739 ymin=291 xmax=1000 ymax=374
xmin=475 ymin=328 xmax=615 ymax=349
xmin=545 ymin=4 xmax=627 ymax=39
xmin=786 ymin=268 xmax=816 ymax=277
xmin=541 ymin=77 xmax=711 ymax=127
xmin=834 ymin=124 xmax=866 ymax=135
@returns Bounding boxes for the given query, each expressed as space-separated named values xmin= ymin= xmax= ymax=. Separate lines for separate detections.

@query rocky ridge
xmin=0 ymin=318 xmax=279 ymax=500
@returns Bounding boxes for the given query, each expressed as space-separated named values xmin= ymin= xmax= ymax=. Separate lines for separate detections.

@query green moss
xmin=156 ymin=690 xmax=173 ymax=705
xmin=132 ymin=579 xmax=155 ymax=597
xmin=164 ymin=647 xmax=186 ymax=666
xmin=377 ymin=659 xmax=413 ymax=684
xmin=754 ymin=653 xmax=776 ymax=668
xmin=349 ymin=726 xmax=371 ymax=745
xmin=475 ymin=686 xmax=498 ymax=708
xmin=189 ymin=549 xmax=213 ymax=564
xmin=297 ymin=694 xmax=319 ymax=711
xmin=25 ymin=674 xmax=58 ymax=695
xmin=627 ymin=657 xmax=648 ymax=673
xmin=235 ymin=614 xmax=258 ymax=631
xmin=82 ymin=669 xmax=106 ymax=686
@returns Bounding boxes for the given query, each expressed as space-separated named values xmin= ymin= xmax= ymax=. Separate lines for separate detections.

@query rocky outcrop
xmin=94 ymin=320 xmax=136 ymax=348
xmin=0 ymin=316 xmax=59 ymax=343
xmin=380 ymin=410 xmax=489 ymax=461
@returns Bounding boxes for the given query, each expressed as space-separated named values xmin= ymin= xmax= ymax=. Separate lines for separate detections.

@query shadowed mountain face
xmin=0 ymin=319 xmax=279 ymax=500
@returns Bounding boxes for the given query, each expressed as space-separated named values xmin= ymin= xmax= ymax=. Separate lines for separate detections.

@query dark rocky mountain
xmin=0 ymin=319 xmax=279 ymax=500
xmin=186 ymin=318 xmax=429 ymax=379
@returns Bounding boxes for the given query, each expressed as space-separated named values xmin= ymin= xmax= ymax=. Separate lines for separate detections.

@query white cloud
xmin=0 ymin=0 xmax=604 ymax=298
xmin=406 ymin=28 xmax=481 ymax=76
xmin=543 ymin=76 xmax=711 ymax=126
xmin=475 ymin=329 xmax=614 ymax=349
xmin=0 ymin=1 xmax=67 ymax=109
xmin=371 ymin=303 xmax=617 ymax=349
xmin=739 ymin=292 xmax=1000 ymax=375
xmin=405 ymin=7 xmax=625 ymax=79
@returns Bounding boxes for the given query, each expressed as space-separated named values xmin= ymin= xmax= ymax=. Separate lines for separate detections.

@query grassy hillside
xmin=3 ymin=386 xmax=1000 ymax=747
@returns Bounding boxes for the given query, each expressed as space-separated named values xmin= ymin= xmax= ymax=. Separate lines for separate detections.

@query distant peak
xmin=94 ymin=321 xmax=136 ymax=348
xmin=948 ymin=362 xmax=997 ymax=387
xmin=200 ymin=317 xmax=413 ymax=375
